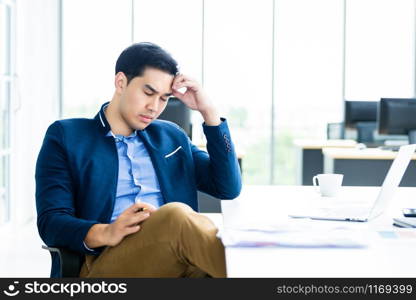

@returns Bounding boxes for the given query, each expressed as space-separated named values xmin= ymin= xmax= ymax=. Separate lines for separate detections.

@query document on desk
xmin=217 ymin=220 xmax=369 ymax=248
xmin=220 ymin=199 xmax=370 ymax=248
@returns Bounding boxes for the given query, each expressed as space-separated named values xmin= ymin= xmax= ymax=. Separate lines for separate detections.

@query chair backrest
xmin=158 ymin=97 xmax=192 ymax=139
xmin=327 ymin=122 xmax=345 ymax=140
xmin=42 ymin=245 xmax=84 ymax=277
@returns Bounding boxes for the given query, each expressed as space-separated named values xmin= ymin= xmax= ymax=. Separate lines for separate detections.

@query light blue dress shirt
xmin=83 ymin=129 xmax=164 ymax=251
xmin=107 ymin=130 xmax=164 ymax=223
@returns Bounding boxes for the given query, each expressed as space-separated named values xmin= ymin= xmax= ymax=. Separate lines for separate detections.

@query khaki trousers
xmin=79 ymin=202 xmax=226 ymax=278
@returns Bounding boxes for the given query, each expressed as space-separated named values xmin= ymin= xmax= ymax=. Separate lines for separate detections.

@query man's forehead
xmin=143 ymin=83 xmax=173 ymax=96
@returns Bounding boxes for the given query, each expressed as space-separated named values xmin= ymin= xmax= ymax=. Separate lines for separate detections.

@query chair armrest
xmin=42 ymin=245 xmax=85 ymax=278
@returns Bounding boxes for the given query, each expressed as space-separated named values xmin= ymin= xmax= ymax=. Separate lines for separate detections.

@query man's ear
xmin=114 ymin=72 xmax=127 ymax=94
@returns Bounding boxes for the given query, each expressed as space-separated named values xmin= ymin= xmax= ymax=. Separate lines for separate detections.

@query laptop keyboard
xmin=315 ymin=206 xmax=372 ymax=217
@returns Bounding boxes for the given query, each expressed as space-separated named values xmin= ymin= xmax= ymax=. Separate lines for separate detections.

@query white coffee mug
xmin=312 ymin=174 xmax=343 ymax=197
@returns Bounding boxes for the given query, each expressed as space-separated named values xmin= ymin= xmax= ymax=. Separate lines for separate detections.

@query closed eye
xmin=144 ymin=91 xmax=167 ymax=102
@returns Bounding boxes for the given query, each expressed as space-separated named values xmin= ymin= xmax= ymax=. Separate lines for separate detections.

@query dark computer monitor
xmin=158 ymin=97 xmax=192 ymax=139
xmin=344 ymin=101 xmax=378 ymax=128
xmin=378 ymin=98 xmax=416 ymax=144
xmin=344 ymin=100 xmax=378 ymax=144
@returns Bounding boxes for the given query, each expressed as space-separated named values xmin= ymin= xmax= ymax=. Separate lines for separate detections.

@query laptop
xmin=290 ymin=144 xmax=416 ymax=222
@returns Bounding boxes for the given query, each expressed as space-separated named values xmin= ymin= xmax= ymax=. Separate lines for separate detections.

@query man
xmin=36 ymin=42 xmax=241 ymax=278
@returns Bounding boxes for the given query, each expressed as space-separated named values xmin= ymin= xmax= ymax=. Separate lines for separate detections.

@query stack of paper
xmin=219 ymin=200 xmax=369 ymax=248
xmin=218 ymin=226 xmax=368 ymax=248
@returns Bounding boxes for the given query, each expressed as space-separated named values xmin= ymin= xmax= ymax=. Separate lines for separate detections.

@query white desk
xmin=216 ymin=185 xmax=416 ymax=278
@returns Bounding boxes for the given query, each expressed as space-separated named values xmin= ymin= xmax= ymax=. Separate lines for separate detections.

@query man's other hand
xmin=104 ymin=202 xmax=157 ymax=246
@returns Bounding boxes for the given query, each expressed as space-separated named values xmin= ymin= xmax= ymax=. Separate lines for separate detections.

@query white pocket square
xmin=165 ymin=146 xmax=182 ymax=158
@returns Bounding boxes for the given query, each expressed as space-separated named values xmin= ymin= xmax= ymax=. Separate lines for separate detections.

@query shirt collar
xmin=94 ymin=102 xmax=112 ymax=135
xmin=95 ymin=102 xmax=138 ymax=138
xmin=106 ymin=130 xmax=137 ymax=142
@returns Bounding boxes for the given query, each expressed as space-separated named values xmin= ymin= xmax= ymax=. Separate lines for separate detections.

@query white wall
xmin=11 ymin=0 xmax=60 ymax=225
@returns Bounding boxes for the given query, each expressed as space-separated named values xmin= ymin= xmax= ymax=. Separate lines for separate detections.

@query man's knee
xmin=142 ymin=202 xmax=194 ymax=229
xmin=138 ymin=202 xmax=195 ymax=240
xmin=157 ymin=202 xmax=194 ymax=221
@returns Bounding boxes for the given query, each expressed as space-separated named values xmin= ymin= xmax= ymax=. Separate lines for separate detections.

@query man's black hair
xmin=115 ymin=42 xmax=179 ymax=84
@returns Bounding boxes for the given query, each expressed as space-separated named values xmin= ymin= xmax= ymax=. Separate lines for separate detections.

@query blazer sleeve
xmin=35 ymin=121 xmax=100 ymax=254
xmin=191 ymin=118 xmax=242 ymax=199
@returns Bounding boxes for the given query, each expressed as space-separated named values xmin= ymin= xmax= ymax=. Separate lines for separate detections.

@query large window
xmin=345 ymin=0 xmax=415 ymax=100
xmin=62 ymin=0 xmax=132 ymax=118
xmin=133 ymin=0 xmax=203 ymax=83
xmin=61 ymin=0 xmax=416 ymax=185
xmin=274 ymin=0 xmax=344 ymax=184
xmin=0 ymin=0 xmax=14 ymax=224
xmin=133 ymin=0 xmax=205 ymax=142
xmin=204 ymin=0 xmax=274 ymax=184
xmin=134 ymin=0 xmax=274 ymax=184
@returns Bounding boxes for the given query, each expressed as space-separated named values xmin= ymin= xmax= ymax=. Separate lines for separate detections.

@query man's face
xmin=118 ymin=67 xmax=174 ymax=131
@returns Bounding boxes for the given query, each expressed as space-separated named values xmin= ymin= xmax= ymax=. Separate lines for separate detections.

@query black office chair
xmin=158 ymin=97 xmax=192 ymax=139
xmin=42 ymin=245 xmax=84 ymax=278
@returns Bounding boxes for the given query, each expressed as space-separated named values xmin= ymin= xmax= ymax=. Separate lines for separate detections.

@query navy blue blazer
xmin=35 ymin=102 xmax=241 ymax=277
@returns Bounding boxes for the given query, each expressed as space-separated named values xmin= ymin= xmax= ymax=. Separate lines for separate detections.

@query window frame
xmin=0 ymin=0 xmax=15 ymax=224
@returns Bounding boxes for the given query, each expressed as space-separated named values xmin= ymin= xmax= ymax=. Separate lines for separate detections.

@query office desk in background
xmin=294 ymin=139 xmax=357 ymax=185
xmin=323 ymin=148 xmax=416 ymax=187
xmin=220 ymin=185 xmax=416 ymax=277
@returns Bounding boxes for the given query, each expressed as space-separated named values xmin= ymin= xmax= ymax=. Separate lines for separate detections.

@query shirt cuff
xmin=202 ymin=117 xmax=226 ymax=127
xmin=83 ymin=241 xmax=96 ymax=252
